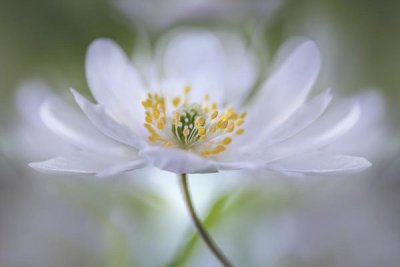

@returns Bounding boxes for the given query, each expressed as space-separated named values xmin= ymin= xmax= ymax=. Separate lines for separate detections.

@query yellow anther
xmin=144 ymin=123 xmax=154 ymax=131
xmin=204 ymin=94 xmax=210 ymax=101
xmin=184 ymin=85 xmax=191 ymax=94
xmin=211 ymin=103 xmax=217 ymax=110
xmin=198 ymin=127 xmax=206 ymax=136
xmin=227 ymin=126 xmax=235 ymax=133
xmin=195 ymin=117 xmax=205 ymax=127
xmin=172 ymin=97 xmax=181 ymax=107
xmin=203 ymin=107 xmax=209 ymax=114
xmin=216 ymin=119 xmax=227 ymax=129
xmin=148 ymin=134 xmax=160 ymax=142
xmin=145 ymin=113 xmax=152 ymax=123
xmin=236 ymin=129 xmax=244 ymax=135
xmin=210 ymin=110 xmax=218 ymax=120
xmin=221 ymin=120 xmax=229 ymax=129
xmin=235 ymin=119 xmax=244 ymax=126
xmin=215 ymin=145 xmax=225 ymax=153
xmin=153 ymin=109 xmax=160 ymax=120
xmin=157 ymin=120 xmax=164 ymax=130
xmin=141 ymin=99 xmax=152 ymax=108
xmin=240 ymin=112 xmax=247 ymax=118
xmin=222 ymin=137 xmax=232 ymax=145
xmin=230 ymin=113 xmax=238 ymax=120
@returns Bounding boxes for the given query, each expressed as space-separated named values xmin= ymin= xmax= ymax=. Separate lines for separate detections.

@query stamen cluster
xmin=141 ymin=86 xmax=246 ymax=157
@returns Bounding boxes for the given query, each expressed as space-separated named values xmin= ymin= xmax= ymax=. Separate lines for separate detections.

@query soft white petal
xmin=85 ymin=38 xmax=146 ymax=129
xmin=250 ymin=100 xmax=361 ymax=163
xmin=326 ymin=91 xmax=389 ymax=157
xmin=71 ymin=89 xmax=146 ymax=149
xmin=16 ymin=81 xmax=54 ymax=125
xmin=233 ymin=101 xmax=361 ymax=163
xmin=266 ymin=152 xmax=371 ymax=176
xmin=96 ymin=160 xmax=148 ymax=178
xmin=139 ymin=146 xmax=217 ymax=174
xmin=13 ymin=82 xmax=74 ymax=160
xmin=246 ymin=40 xmax=321 ymax=139
xmin=29 ymin=150 xmax=146 ymax=177
xmin=40 ymin=96 xmax=119 ymax=151
xmin=160 ymin=29 xmax=225 ymax=102
xmin=261 ymin=89 xmax=333 ymax=146
xmin=215 ymin=160 xmax=266 ymax=171
xmin=219 ymin=32 xmax=258 ymax=107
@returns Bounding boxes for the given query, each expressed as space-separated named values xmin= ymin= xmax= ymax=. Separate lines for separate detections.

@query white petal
xmin=267 ymin=152 xmax=371 ymax=176
xmin=219 ymin=32 xmax=258 ymax=107
xmin=96 ymin=161 xmax=148 ymax=178
xmin=40 ymin=96 xmax=119 ymax=151
xmin=261 ymin=89 xmax=332 ymax=146
xmin=85 ymin=38 xmax=146 ymax=128
xmin=215 ymin=160 xmax=266 ymax=171
xmin=160 ymin=29 xmax=225 ymax=102
xmin=258 ymin=100 xmax=361 ymax=162
xmin=246 ymin=40 xmax=321 ymax=138
xmin=71 ymin=89 xmax=146 ymax=149
xmin=16 ymin=81 xmax=54 ymax=125
xmin=29 ymin=150 xmax=146 ymax=177
xmin=139 ymin=146 xmax=217 ymax=174
xmin=326 ymin=91 xmax=388 ymax=156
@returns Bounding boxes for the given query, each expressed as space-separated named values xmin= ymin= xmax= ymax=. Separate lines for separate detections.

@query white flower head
xmin=29 ymin=29 xmax=371 ymax=178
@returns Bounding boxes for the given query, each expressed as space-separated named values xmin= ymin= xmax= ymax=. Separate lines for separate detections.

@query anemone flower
xmin=29 ymin=29 xmax=371 ymax=266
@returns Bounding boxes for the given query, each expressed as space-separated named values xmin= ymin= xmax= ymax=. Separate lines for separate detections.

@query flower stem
xmin=179 ymin=173 xmax=233 ymax=267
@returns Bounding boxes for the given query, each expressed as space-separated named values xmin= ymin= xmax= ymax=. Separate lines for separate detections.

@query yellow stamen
xmin=184 ymin=85 xmax=191 ymax=94
xmin=210 ymin=110 xmax=218 ymax=120
xmin=222 ymin=137 xmax=232 ymax=145
xmin=236 ymin=129 xmax=244 ymax=135
xmin=142 ymin=86 xmax=246 ymax=157
xmin=172 ymin=97 xmax=181 ymax=107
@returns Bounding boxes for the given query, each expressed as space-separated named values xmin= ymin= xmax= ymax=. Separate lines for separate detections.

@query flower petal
xmin=16 ymin=81 xmax=54 ymax=125
xmin=160 ymin=29 xmax=226 ymax=103
xmin=71 ymin=89 xmax=146 ymax=149
xmin=246 ymin=40 xmax=321 ymax=139
xmin=139 ymin=146 xmax=218 ymax=174
xmin=29 ymin=150 xmax=147 ymax=177
xmin=85 ymin=38 xmax=146 ymax=129
xmin=258 ymin=100 xmax=361 ymax=162
xmin=39 ymin=96 xmax=119 ymax=151
xmin=266 ymin=152 xmax=371 ymax=176
xmin=326 ymin=91 xmax=389 ymax=157
xmin=219 ymin=32 xmax=258 ymax=107
xmin=260 ymin=89 xmax=333 ymax=146
xmin=215 ymin=160 xmax=266 ymax=171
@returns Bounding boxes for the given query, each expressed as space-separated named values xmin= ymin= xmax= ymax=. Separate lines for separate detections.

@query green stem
xmin=179 ymin=173 xmax=233 ymax=267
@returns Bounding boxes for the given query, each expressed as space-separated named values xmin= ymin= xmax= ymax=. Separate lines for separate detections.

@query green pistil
xmin=172 ymin=105 xmax=202 ymax=146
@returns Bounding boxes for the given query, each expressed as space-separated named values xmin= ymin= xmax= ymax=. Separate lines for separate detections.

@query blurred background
xmin=0 ymin=0 xmax=399 ymax=266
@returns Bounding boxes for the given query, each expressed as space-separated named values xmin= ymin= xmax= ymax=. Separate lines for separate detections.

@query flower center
xmin=141 ymin=86 xmax=246 ymax=157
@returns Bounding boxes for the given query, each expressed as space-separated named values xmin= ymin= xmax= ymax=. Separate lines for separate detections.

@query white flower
xmin=29 ymin=29 xmax=371 ymax=178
